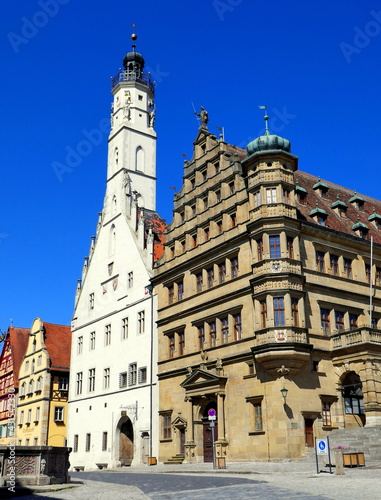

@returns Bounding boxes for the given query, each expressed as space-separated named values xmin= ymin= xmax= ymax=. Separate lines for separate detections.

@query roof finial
xmin=259 ymin=105 xmax=270 ymax=135
xmin=130 ymin=23 xmax=137 ymax=51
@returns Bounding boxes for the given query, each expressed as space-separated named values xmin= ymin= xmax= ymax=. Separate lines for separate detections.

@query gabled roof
xmin=43 ymin=322 xmax=71 ymax=372
xmin=8 ymin=327 xmax=30 ymax=388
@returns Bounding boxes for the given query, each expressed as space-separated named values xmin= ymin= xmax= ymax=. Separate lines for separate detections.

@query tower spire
xmin=258 ymin=105 xmax=270 ymax=135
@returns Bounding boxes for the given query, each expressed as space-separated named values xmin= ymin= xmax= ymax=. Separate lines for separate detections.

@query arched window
xmin=36 ymin=376 xmax=43 ymax=392
xmin=342 ymin=372 xmax=364 ymax=416
xmin=109 ymin=224 xmax=116 ymax=256
xmin=136 ymin=147 xmax=144 ymax=172
xmin=21 ymin=382 xmax=26 ymax=397
xmin=28 ymin=379 xmax=34 ymax=394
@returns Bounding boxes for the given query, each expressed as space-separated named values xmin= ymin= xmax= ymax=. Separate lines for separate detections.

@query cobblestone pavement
xmin=4 ymin=460 xmax=381 ymax=500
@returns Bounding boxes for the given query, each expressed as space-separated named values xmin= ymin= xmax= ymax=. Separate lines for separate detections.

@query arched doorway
xmin=341 ymin=371 xmax=365 ymax=427
xmin=118 ymin=417 xmax=134 ymax=465
xmin=202 ymin=401 xmax=217 ymax=463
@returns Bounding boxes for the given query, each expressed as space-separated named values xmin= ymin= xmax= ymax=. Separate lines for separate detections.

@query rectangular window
xmin=102 ymin=432 xmax=108 ymax=451
xmin=287 ymin=237 xmax=294 ymax=259
xmin=322 ymin=402 xmax=332 ymax=426
xmin=254 ymin=190 xmax=261 ymax=208
xmin=191 ymin=204 xmax=196 ymax=217
xmin=104 ymin=368 xmax=110 ymax=389
xmin=218 ymin=263 xmax=226 ymax=284
xmin=217 ymin=220 xmax=223 ymax=234
xmin=180 ymin=211 xmax=185 ymax=223
xmin=216 ymin=189 xmax=221 ymax=202
xmin=105 ymin=324 xmax=111 ymax=345
xmin=260 ymin=300 xmax=267 ymax=328
xmin=178 ymin=332 xmax=185 ymax=356
xmin=198 ymin=325 xmax=205 ymax=350
xmin=74 ymin=435 xmax=79 ymax=452
xmin=283 ymin=189 xmax=290 ymax=204
xmin=138 ymin=311 xmax=145 ymax=334
xmin=168 ymin=334 xmax=175 ymax=359
xmin=34 ymin=438 xmax=38 ymax=446
xmin=349 ymin=314 xmax=358 ymax=330
xmin=335 ymin=311 xmax=344 ymax=332
xmin=27 ymin=409 xmax=32 ymax=424
xmin=76 ymin=372 xmax=83 ymax=395
xmin=85 ymin=433 xmax=91 ymax=452
xmin=89 ymin=293 xmax=94 ymax=310
xmin=230 ymin=213 xmax=237 ymax=227
xmin=266 ymin=188 xmax=277 ymax=204
xmin=35 ymin=406 xmax=40 ymax=422
xmin=270 ymin=236 xmax=281 ymax=259
xmin=177 ymin=281 xmax=184 ymax=301
xmin=344 ymin=258 xmax=352 ymax=279
xmin=196 ymin=273 xmax=203 ymax=292
xmin=291 ymin=298 xmax=299 ymax=327
xmin=229 ymin=181 xmax=235 ymax=195
xmin=257 ymin=238 xmax=263 ymax=261
xmin=203 ymin=197 xmax=208 ymax=209
xmin=221 ymin=317 xmax=229 ymax=344
xmin=234 ymin=313 xmax=242 ymax=341
xmin=90 ymin=331 xmax=96 ymax=350
xmin=25 ymin=438 xmax=30 ymax=446
xmin=366 ymin=264 xmax=371 ymax=284
xmin=230 ymin=257 xmax=239 ymax=278
xmin=128 ymin=363 xmax=137 ymax=386
xmin=316 ymin=251 xmax=325 ymax=272
xmin=88 ymin=368 xmax=95 ymax=392
xmin=119 ymin=372 xmax=127 ymax=388
xmin=19 ymin=411 xmax=24 ymax=425
xmin=122 ymin=317 xmax=128 ymax=340
xmin=77 ymin=336 xmax=83 ymax=355
xmin=128 ymin=272 xmax=133 ymax=288
xmin=59 ymin=377 xmax=69 ymax=391
xmin=254 ymin=402 xmax=263 ymax=431
xmin=192 ymin=233 xmax=198 ymax=247
xmin=163 ymin=415 xmax=171 ymax=440
xmin=321 ymin=309 xmax=330 ymax=336
xmin=138 ymin=367 xmax=147 ymax=384
xmin=274 ymin=297 xmax=285 ymax=326
xmin=330 ymin=254 xmax=339 ymax=276
xmin=168 ymin=284 xmax=174 ymax=304
xmin=376 ymin=267 xmax=381 ymax=286
xmin=209 ymin=322 xmax=216 ymax=347
xmin=37 ymin=355 xmax=42 ymax=366
xmin=204 ymin=227 xmax=210 ymax=241
xmin=207 ymin=268 xmax=214 ymax=288
xmin=54 ymin=406 xmax=64 ymax=422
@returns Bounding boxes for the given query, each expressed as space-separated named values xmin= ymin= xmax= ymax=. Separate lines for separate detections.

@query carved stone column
xmin=183 ymin=396 xmax=196 ymax=463
xmin=215 ymin=392 xmax=228 ymax=459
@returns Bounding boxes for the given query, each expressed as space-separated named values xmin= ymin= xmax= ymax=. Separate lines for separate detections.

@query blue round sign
xmin=208 ymin=409 xmax=216 ymax=417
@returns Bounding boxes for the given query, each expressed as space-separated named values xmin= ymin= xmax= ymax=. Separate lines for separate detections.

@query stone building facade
xmin=152 ymin=117 xmax=381 ymax=463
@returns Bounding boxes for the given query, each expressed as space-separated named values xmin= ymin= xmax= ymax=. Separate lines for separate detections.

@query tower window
xmin=274 ymin=297 xmax=285 ymax=326
xmin=266 ymin=188 xmax=277 ymax=204
xmin=269 ymin=236 xmax=281 ymax=259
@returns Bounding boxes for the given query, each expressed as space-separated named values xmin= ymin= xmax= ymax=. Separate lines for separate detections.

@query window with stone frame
xmin=218 ymin=262 xmax=226 ymax=284
xmin=85 ymin=433 xmax=91 ymax=452
xmin=335 ymin=311 xmax=345 ymax=332
xmin=287 ymin=237 xmax=294 ymax=259
xmin=253 ymin=190 xmax=261 ymax=208
xmin=88 ymin=368 xmax=95 ymax=392
xmin=103 ymin=368 xmax=110 ymax=389
xmin=77 ymin=336 xmax=83 ymax=355
xmin=316 ymin=251 xmax=325 ymax=272
xmin=198 ymin=325 xmax=205 ymax=350
xmin=76 ymin=372 xmax=83 ymax=395
xmin=209 ymin=321 xmax=216 ymax=347
xmin=257 ymin=238 xmax=263 ymax=261
xmin=207 ymin=268 xmax=214 ymax=288
xmin=177 ymin=281 xmax=184 ymax=301
xmin=274 ymin=297 xmax=285 ymax=326
xmin=73 ymin=435 xmax=79 ymax=452
xmin=330 ymin=254 xmax=339 ymax=276
xmin=128 ymin=363 xmax=137 ymax=386
xmin=54 ymin=406 xmax=64 ymax=423
xmin=122 ymin=317 xmax=128 ymax=340
xmin=365 ymin=264 xmax=371 ymax=284
xmin=266 ymin=188 xmax=277 ymax=204
xmin=161 ymin=412 xmax=172 ymax=440
xmin=119 ymin=372 xmax=127 ymax=388
xmin=376 ymin=267 xmax=381 ymax=286
xmin=178 ymin=332 xmax=185 ymax=356
xmin=246 ymin=396 xmax=264 ymax=433
xmin=320 ymin=308 xmax=330 ymax=336
xmin=344 ymin=258 xmax=353 ymax=279
xmin=196 ymin=272 xmax=203 ymax=292
xmin=291 ymin=298 xmax=299 ymax=327
xmin=270 ymin=236 xmax=281 ymax=259
xmin=102 ymin=432 xmax=108 ymax=451
xmin=230 ymin=256 xmax=239 ymax=278
xmin=260 ymin=300 xmax=267 ymax=328
xmin=221 ymin=317 xmax=229 ymax=344
xmin=168 ymin=284 xmax=174 ymax=304
xmin=233 ymin=313 xmax=242 ymax=341
xmin=322 ymin=401 xmax=332 ymax=427
xmin=349 ymin=313 xmax=358 ymax=330
xmin=168 ymin=334 xmax=175 ymax=359
xmin=138 ymin=311 xmax=145 ymax=334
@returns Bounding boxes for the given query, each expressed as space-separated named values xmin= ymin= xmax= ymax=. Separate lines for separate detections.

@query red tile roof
xmin=43 ymin=322 xmax=71 ymax=372
xmin=295 ymin=170 xmax=381 ymax=245
xmin=8 ymin=327 xmax=30 ymax=388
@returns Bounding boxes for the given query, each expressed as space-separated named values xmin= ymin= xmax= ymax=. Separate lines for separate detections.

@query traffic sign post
xmin=315 ymin=437 xmax=332 ymax=474
xmin=208 ymin=409 xmax=216 ymax=468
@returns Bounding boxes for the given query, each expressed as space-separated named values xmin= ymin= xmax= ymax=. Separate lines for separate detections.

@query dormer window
xmin=310 ymin=204 xmax=328 ymax=226
xmin=313 ymin=179 xmax=329 ymax=198
xmin=352 ymin=219 xmax=369 ymax=240
xmin=368 ymin=209 xmax=381 ymax=229
xmin=331 ymin=198 xmax=347 ymax=217
xmin=349 ymin=192 xmax=364 ymax=211
xmin=295 ymin=182 xmax=307 ymax=205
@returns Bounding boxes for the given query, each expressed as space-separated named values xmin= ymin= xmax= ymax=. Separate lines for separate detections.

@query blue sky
xmin=1 ymin=0 xmax=381 ymax=331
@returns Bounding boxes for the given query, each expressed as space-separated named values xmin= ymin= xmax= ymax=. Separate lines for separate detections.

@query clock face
xmin=271 ymin=261 xmax=282 ymax=273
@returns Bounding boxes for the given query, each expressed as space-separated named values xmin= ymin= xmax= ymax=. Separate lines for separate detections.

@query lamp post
xmin=280 ymin=387 xmax=288 ymax=404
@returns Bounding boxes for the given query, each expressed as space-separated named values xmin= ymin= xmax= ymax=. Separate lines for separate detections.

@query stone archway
xmin=116 ymin=416 xmax=134 ymax=465
xmin=341 ymin=371 xmax=365 ymax=427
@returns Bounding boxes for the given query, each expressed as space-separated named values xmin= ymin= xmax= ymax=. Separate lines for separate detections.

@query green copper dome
xmin=247 ymin=133 xmax=291 ymax=155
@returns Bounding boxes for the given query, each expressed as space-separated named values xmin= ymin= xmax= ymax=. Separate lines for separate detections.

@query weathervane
xmin=130 ymin=23 xmax=137 ymax=49
xmin=258 ymin=105 xmax=270 ymax=135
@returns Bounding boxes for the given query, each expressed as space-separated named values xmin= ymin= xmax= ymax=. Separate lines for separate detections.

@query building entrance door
xmin=179 ymin=428 xmax=185 ymax=455
xmin=119 ymin=419 xmax=134 ymax=465
xmin=203 ymin=422 xmax=218 ymax=462
xmin=304 ymin=418 xmax=314 ymax=447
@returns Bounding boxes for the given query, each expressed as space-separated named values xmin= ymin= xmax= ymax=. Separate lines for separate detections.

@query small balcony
xmin=252 ymin=259 xmax=302 ymax=278
xmin=250 ymin=203 xmax=297 ymax=221
xmin=111 ymin=70 xmax=155 ymax=93
xmin=331 ymin=327 xmax=381 ymax=350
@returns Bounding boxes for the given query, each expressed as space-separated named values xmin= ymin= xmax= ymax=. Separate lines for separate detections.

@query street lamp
xmin=280 ymin=387 xmax=288 ymax=403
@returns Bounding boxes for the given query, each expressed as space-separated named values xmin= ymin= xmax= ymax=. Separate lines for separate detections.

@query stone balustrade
xmin=331 ymin=327 xmax=381 ymax=350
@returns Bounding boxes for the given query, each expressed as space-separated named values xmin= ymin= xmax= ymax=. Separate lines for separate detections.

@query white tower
xmin=68 ymin=35 xmax=164 ymax=469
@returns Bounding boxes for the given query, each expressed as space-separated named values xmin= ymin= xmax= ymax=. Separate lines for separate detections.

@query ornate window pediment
xmin=180 ymin=368 xmax=227 ymax=392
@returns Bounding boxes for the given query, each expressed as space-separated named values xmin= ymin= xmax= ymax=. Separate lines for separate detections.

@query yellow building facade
xmin=16 ymin=318 xmax=71 ymax=447
xmin=153 ymin=119 xmax=381 ymax=463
